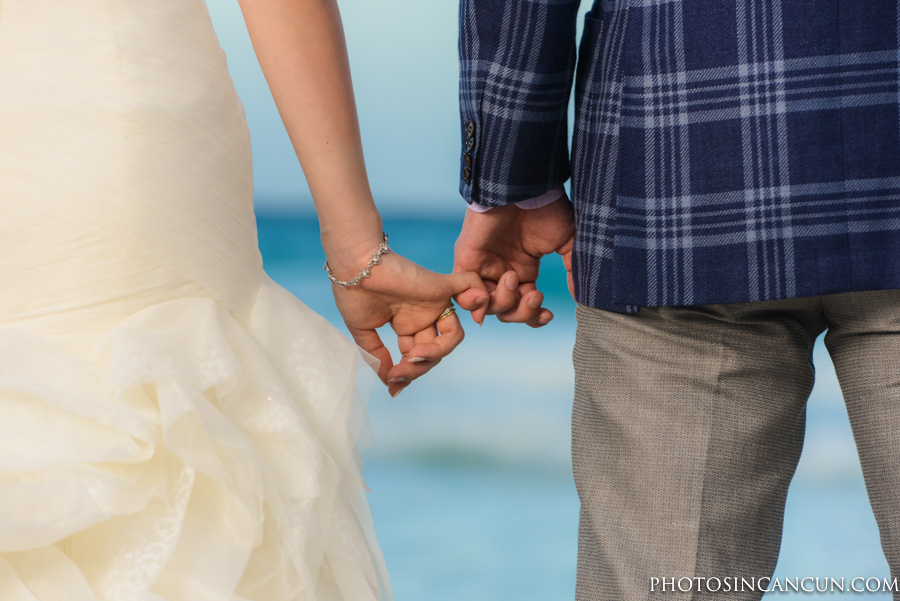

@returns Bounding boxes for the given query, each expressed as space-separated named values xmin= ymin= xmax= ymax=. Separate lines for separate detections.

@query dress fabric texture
xmin=0 ymin=1 xmax=390 ymax=600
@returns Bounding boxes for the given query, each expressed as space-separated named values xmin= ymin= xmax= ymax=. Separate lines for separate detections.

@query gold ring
xmin=437 ymin=304 xmax=456 ymax=322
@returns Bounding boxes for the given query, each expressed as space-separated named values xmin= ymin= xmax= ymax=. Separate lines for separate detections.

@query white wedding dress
xmin=0 ymin=1 xmax=390 ymax=600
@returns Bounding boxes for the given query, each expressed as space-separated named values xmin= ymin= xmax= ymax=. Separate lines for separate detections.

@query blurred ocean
xmin=257 ymin=212 xmax=892 ymax=600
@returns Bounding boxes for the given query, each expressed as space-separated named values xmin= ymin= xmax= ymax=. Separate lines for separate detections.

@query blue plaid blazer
xmin=459 ymin=0 xmax=900 ymax=313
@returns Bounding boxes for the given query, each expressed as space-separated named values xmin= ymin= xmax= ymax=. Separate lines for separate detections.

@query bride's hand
xmin=327 ymin=241 xmax=488 ymax=397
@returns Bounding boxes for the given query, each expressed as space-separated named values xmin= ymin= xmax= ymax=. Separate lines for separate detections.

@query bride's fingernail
xmin=390 ymin=389 xmax=403 ymax=398
xmin=408 ymin=357 xmax=427 ymax=363
xmin=388 ymin=377 xmax=407 ymax=383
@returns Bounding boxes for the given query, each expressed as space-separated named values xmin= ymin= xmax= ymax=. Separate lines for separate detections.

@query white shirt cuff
xmin=467 ymin=187 xmax=565 ymax=213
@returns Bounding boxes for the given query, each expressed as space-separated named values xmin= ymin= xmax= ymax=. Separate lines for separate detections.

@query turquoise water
xmin=257 ymin=212 xmax=892 ymax=600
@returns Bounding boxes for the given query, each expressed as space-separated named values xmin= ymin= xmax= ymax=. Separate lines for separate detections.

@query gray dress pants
xmin=572 ymin=289 xmax=900 ymax=600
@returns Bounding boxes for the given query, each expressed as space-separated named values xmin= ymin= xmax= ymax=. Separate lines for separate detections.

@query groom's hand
xmin=453 ymin=194 xmax=575 ymax=327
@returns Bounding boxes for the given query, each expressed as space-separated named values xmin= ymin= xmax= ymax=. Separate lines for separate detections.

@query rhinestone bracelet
xmin=323 ymin=233 xmax=390 ymax=287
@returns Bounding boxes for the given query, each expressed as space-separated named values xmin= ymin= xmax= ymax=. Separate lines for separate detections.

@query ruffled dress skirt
xmin=0 ymin=1 xmax=390 ymax=599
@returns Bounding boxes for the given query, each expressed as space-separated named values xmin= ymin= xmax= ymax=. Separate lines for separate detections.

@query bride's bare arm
xmin=237 ymin=0 xmax=379 ymax=265
xmin=237 ymin=0 xmax=487 ymax=395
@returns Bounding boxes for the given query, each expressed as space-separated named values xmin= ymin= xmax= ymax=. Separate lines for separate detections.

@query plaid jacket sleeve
xmin=458 ymin=0 xmax=580 ymax=207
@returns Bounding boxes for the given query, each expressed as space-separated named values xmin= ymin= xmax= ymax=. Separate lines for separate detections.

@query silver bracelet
xmin=323 ymin=233 xmax=390 ymax=287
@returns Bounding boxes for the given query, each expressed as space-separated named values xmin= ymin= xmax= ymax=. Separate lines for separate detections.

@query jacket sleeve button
xmin=465 ymin=121 xmax=476 ymax=138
